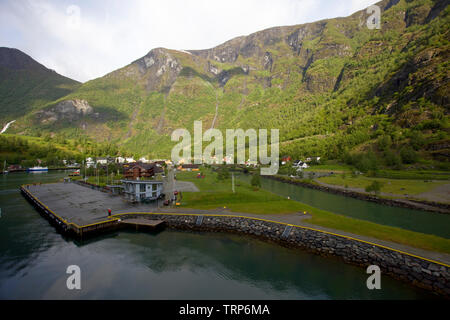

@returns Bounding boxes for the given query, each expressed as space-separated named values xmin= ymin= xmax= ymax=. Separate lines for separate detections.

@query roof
xmin=125 ymin=162 xmax=157 ymax=170
xmin=180 ymin=164 xmax=200 ymax=168
xmin=120 ymin=179 xmax=163 ymax=184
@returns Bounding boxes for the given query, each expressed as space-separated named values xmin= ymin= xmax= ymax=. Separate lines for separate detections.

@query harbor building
xmin=121 ymin=179 xmax=164 ymax=202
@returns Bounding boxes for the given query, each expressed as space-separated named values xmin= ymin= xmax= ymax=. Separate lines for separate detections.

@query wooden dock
xmin=119 ymin=218 xmax=165 ymax=231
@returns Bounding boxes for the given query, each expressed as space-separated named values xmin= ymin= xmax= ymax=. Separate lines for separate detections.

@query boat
xmin=69 ymin=169 xmax=80 ymax=176
xmin=27 ymin=166 xmax=49 ymax=172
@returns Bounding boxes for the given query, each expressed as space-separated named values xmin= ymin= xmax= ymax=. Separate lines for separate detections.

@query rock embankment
xmin=117 ymin=213 xmax=450 ymax=297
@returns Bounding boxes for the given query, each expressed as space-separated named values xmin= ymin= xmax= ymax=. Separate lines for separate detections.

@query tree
xmin=365 ymin=180 xmax=383 ymax=195
xmin=251 ymin=174 xmax=261 ymax=188
xmin=400 ymin=146 xmax=418 ymax=164
xmin=384 ymin=150 xmax=402 ymax=168
xmin=217 ymin=167 xmax=230 ymax=180
xmin=377 ymin=135 xmax=392 ymax=151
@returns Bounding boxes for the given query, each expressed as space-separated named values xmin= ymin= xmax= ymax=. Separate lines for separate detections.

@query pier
xmin=120 ymin=218 xmax=165 ymax=231
xmin=20 ymin=182 xmax=163 ymax=238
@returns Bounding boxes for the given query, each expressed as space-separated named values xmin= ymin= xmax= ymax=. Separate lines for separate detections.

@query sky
xmin=0 ymin=0 xmax=378 ymax=83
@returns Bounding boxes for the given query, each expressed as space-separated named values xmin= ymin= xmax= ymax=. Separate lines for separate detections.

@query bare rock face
xmin=35 ymin=99 xmax=93 ymax=124
xmin=135 ymin=48 xmax=183 ymax=92
xmin=263 ymin=52 xmax=273 ymax=71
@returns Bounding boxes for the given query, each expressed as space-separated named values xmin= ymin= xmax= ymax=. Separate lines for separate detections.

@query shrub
xmin=217 ymin=167 xmax=230 ymax=180
xmin=365 ymin=180 xmax=383 ymax=195
xmin=377 ymin=135 xmax=392 ymax=151
xmin=400 ymin=146 xmax=418 ymax=164
xmin=251 ymin=174 xmax=262 ymax=188
xmin=384 ymin=150 xmax=402 ymax=168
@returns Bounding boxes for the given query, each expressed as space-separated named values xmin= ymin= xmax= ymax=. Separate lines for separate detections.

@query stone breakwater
xmin=117 ymin=213 xmax=450 ymax=297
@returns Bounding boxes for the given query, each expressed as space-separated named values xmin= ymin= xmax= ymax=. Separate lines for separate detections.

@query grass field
xmin=317 ymin=175 xmax=448 ymax=195
xmin=303 ymin=164 xmax=353 ymax=173
xmin=176 ymin=169 xmax=307 ymax=214
xmin=176 ymin=169 xmax=450 ymax=254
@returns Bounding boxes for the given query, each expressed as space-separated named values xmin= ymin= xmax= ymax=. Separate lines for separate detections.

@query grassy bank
xmin=176 ymin=168 xmax=450 ymax=254
xmin=317 ymin=175 xmax=448 ymax=196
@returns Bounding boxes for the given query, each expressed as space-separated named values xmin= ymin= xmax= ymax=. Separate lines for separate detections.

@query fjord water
xmin=0 ymin=172 xmax=437 ymax=299
xmin=237 ymin=174 xmax=450 ymax=238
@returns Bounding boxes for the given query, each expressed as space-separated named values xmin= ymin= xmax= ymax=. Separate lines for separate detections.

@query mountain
xmin=0 ymin=47 xmax=80 ymax=125
xmin=2 ymin=0 xmax=449 ymax=167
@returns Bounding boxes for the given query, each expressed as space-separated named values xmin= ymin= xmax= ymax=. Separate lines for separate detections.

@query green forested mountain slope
xmin=3 ymin=0 xmax=449 ymax=167
xmin=0 ymin=47 xmax=81 ymax=123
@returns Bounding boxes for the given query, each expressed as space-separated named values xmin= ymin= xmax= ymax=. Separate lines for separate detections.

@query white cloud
xmin=0 ymin=0 xmax=379 ymax=82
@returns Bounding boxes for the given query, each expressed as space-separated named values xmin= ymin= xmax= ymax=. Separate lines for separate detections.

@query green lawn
xmin=317 ymin=175 xmax=448 ymax=195
xmin=176 ymin=168 xmax=450 ymax=254
xmin=177 ymin=169 xmax=307 ymax=214
xmin=303 ymin=164 xmax=353 ymax=173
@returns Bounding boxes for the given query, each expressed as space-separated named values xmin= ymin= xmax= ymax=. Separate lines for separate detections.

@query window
xmin=140 ymin=184 xmax=145 ymax=192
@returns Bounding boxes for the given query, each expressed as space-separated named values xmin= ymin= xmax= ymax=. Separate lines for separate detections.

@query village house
xmin=139 ymin=157 xmax=150 ymax=163
xmin=281 ymin=156 xmax=292 ymax=164
xmin=115 ymin=156 xmax=125 ymax=164
xmin=293 ymin=160 xmax=309 ymax=169
xmin=85 ymin=157 xmax=95 ymax=168
xmin=96 ymin=157 xmax=108 ymax=165
xmin=123 ymin=162 xmax=163 ymax=179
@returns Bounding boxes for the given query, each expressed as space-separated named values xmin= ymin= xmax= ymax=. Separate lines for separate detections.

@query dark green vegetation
xmin=0 ymin=47 xmax=80 ymax=120
xmin=1 ymin=0 xmax=449 ymax=170
xmin=0 ymin=133 xmax=119 ymax=167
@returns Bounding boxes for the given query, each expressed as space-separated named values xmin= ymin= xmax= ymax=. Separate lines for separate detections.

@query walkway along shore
xmin=20 ymin=182 xmax=450 ymax=297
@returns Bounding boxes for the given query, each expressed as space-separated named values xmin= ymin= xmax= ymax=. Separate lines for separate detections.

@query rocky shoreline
xmin=265 ymin=175 xmax=450 ymax=214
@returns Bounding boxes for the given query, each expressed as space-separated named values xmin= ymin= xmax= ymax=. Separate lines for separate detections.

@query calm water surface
xmin=237 ymin=174 xmax=450 ymax=238
xmin=0 ymin=172 xmax=439 ymax=299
